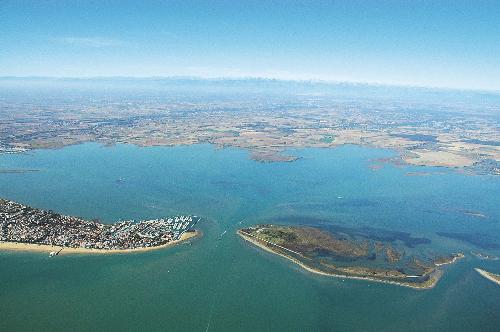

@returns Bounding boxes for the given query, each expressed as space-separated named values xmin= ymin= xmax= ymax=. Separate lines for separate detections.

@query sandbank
xmin=475 ymin=268 xmax=500 ymax=286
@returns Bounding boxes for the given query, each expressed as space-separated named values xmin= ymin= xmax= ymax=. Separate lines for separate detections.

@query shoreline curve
xmin=237 ymin=229 xmax=442 ymax=290
xmin=0 ymin=230 xmax=200 ymax=255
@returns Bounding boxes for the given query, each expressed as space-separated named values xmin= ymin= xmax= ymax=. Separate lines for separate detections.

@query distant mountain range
xmin=1 ymin=76 xmax=499 ymax=104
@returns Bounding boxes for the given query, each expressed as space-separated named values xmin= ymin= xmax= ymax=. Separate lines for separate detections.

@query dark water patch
xmin=436 ymin=232 xmax=500 ymax=249
xmin=279 ymin=127 xmax=296 ymax=135
xmin=320 ymin=135 xmax=335 ymax=143
xmin=326 ymin=225 xmax=431 ymax=248
xmin=360 ymin=228 xmax=429 ymax=247
xmin=464 ymin=139 xmax=500 ymax=147
xmin=270 ymin=215 xmax=431 ymax=247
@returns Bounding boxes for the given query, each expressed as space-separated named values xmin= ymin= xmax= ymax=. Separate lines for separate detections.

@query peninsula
xmin=0 ymin=198 xmax=199 ymax=254
xmin=238 ymin=224 xmax=463 ymax=289
xmin=475 ymin=268 xmax=500 ymax=286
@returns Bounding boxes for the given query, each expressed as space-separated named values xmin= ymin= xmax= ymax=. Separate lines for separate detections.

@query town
xmin=0 ymin=198 xmax=198 ymax=250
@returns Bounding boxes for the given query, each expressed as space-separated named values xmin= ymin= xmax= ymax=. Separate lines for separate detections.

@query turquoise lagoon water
xmin=0 ymin=143 xmax=499 ymax=331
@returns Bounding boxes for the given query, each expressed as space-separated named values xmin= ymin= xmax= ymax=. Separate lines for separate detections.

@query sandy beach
xmin=475 ymin=268 xmax=500 ymax=286
xmin=237 ymin=230 xmax=442 ymax=289
xmin=0 ymin=230 xmax=199 ymax=255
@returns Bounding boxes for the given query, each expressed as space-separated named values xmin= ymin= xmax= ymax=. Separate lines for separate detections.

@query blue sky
xmin=1 ymin=0 xmax=499 ymax=90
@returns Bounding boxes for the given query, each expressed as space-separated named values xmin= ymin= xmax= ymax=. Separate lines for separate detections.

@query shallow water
xmin=0 ymin=143 xmax=499 ymax=331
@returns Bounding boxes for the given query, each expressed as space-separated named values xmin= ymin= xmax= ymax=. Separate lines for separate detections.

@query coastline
xmin=475 ymin=268 xmax=500 ymax=286
xmin=0 ymin=230 xmax=199 ymax=255
xmin=434 ymin=253 xmax=465 ymax=266
xmin=6 ymin=139 xmax=497 ymax=176
xmin=237 ymin=230 xmax=441 ymax=290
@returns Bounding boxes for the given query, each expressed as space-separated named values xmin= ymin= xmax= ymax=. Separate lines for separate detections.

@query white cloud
xmin=57 ymin=37 xmax=126 ymax=48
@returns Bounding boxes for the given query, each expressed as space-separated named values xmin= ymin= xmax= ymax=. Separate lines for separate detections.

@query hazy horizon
xmin=1 ymin=1 xmax=499 ymax=90
xmin=1 ymin=75 xmax=500 ymax=94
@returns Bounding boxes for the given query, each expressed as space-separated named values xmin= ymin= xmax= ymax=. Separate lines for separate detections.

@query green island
xmin=238 ymin=224 xmax=464 ymax=289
